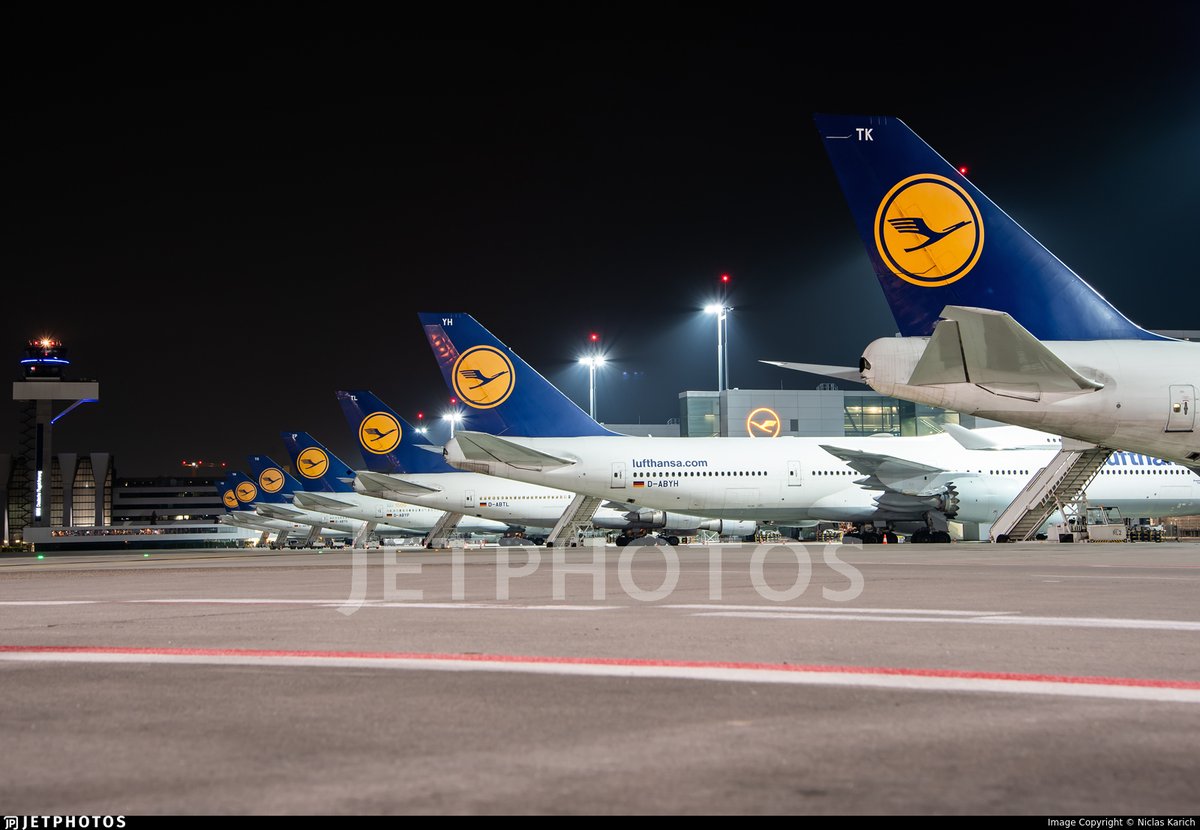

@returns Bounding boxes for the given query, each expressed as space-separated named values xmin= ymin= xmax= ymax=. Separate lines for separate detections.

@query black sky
xmin=8 ymin=14 xmax=1200 ymax=475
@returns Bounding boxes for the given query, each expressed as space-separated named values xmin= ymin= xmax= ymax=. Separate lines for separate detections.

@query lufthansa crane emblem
xmin=875 ymin=173 xmax=984 ymax=287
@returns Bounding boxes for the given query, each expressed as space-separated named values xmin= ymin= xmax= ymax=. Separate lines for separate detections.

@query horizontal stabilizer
xmin=452 ymin=431 xmax=576 ymax=470
xmin=909 ymin=307 xmax=1104 ymax=396
xmin=760 ymin=360 xmax=864 ymax=383
xmin=255 ymin=503 xmax=308 ymax=520
xmin=291 ymin=491 xmax=356 ymax=510
xmin=354 ymin=469 xmax=442 ymax=496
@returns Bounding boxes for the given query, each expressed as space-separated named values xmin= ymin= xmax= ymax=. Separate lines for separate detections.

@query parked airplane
xmin=276 ymin=432 xmax=513 ymax=538
xmin=246 ymin=452 xmax=507 ymax=541
xmin=418 ymin=312 xmax=1200 ymax=541
xmin=812 ymin=113 xmax=1200 ymax=468
xmin=216 ymin=472 xmax=352 ymax=546
xmin=335 ymin=389 xmax=757 ymax=544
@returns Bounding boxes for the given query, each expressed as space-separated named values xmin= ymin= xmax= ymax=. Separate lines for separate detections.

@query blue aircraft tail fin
xmin=335 ymin=389 xmax=460 ymax=474
xmin=221 ymin=472 xmax=262 ymax=511
xmin=246 ymin=455 xmax=305 ymax=499
xmin=814 ymin=113 xmax=1162 ymax=341
xmin=418 ymin=312 xmax=619 ymax=436
xmin=280 ymin=432 xmax=358 ymax=493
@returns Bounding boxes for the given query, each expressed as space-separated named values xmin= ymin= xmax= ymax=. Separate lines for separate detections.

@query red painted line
xmin=1 ymin=644 xmax=1198 ymax=690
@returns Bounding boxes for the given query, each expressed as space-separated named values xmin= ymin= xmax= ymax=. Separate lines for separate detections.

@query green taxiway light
xmin=36 ymin=554 xmax=44 ymax=560
xmin=143 ymin=553 xmax=150 ymax=558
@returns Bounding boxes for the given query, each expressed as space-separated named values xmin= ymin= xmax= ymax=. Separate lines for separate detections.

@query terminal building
xmin=608 ymin=387 xmax=987 ymax=440
xmin=676 ymin=386 xmax=985 ymax=439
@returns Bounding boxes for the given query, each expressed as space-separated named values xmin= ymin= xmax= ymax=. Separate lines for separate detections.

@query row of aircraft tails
xmin=221 ymin=113 xmax=1199 ymax=546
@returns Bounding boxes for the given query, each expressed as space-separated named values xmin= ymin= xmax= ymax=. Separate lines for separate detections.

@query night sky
xmin=9 ymin=15 xmax=1200 ymax=475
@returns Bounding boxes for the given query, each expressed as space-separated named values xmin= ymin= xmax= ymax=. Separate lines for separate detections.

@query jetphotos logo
xmin=452 ymin=346 xmax=515 ymax=409
xmin=338 ymin=540 xmax=864 ymax=615
xmin=875 ymin=173 xmax=984 ymax=288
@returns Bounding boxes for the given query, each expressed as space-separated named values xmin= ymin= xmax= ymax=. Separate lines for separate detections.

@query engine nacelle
xmin=592 ymin=509 xmax=670 ymax=530
xmin=936 ymin=477 xmax=999 ymax=524
xmin=697 ymin=519 xmax=758 ymax=537
xmin=591 ymin=511 xmax=757 ymax=537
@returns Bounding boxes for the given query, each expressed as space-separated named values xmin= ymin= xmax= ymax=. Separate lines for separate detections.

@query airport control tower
xmin=6 ymin=338 xmax=100 ymax=542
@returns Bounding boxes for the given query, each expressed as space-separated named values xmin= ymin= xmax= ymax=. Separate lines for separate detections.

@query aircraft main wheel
xmin=862 ymin=531 xmax=880 ymax=544
xmin=932 ymin=531 xmax=952 ymax=543
xmin=911 ymin=529 xmax=931 ymax=543
xmin=666 ymin=535 xmax=680 ymax=546
xmin=884 ymin=531 xmax=898 ymax=545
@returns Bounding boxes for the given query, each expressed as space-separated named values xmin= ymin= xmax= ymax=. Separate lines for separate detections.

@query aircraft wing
xmin=354 ymin=469 xmax=443 ymax=497
xmin=451 ymin=431 xmax=576 ymax=470
xmin=908 ymin=307 xmax=1105 ymax=397
xmin=760 ymin=361 xmax=863 ymax=383
xmin=819 ymin=444 xmax=961 ymax=497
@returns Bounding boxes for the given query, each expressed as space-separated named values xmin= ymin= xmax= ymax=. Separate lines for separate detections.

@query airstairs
xmin=423 ymin=511 xmax=463 ymax=549
xmin=545 ymin=493 xmax=603 ymax=547
xmin=352 ymin=521 xmax=377 ymax=549
xmin=989 ymin=440 xmax=1113 ymax=542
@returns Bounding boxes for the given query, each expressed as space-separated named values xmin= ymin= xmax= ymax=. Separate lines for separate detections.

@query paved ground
xmin=2 ymin=541 xmax=1199 ymax=815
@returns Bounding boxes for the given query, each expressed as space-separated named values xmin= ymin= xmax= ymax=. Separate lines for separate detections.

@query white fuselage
xmin=861 ymin=338 xmax=1200 ymax=466
xmin=285 ymin=490 xmax=511 ymax=535
xmin=444 ymin=427 xmax=1200 ymax=527
xmin=222 ymin=511 xmax=351 ymax=539
xmin=353 ymin=471 xmax=661 ymax=530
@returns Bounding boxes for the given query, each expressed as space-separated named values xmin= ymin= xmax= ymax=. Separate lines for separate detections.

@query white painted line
xmin=695 ymin=611 xmax=1200 ymax=631
xmin=0 ymin=601 xmax=102 ymax=606
xmin=667 ymin=604 xmax=1018 ymax=616
xmin=1 ymin=647 xmax=1198 ymax=704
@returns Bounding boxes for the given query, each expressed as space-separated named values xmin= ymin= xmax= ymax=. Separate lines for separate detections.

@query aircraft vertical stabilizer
xmin=418 ymin=312 xmax=619 ymax=437
xmin=336 ymin=389 xmax=461 ymax=475
xmin=814 ymin=113 xmax=1163 ymax=342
